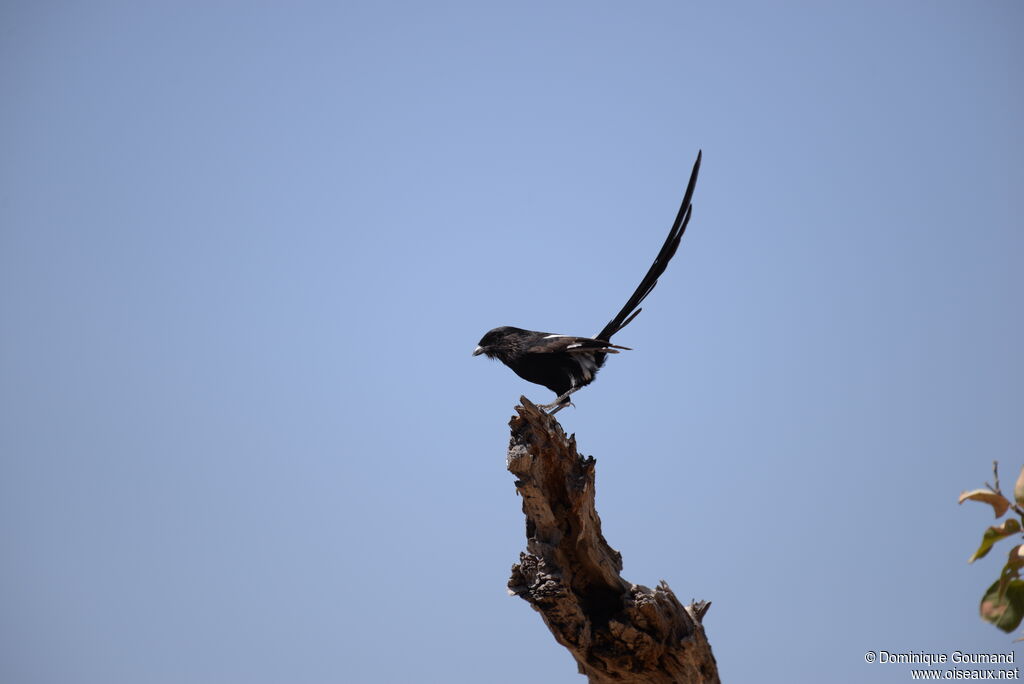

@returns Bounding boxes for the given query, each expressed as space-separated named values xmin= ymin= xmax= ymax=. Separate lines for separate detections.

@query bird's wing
xmin=525 ymin=335 xmax=631 ymax=355
xmin=595 ymin=150 xmax=702 ymax=343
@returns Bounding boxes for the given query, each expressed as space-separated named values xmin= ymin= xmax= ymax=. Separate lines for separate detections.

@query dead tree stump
xmin=506 ymin=398 xmax=719 ymax=683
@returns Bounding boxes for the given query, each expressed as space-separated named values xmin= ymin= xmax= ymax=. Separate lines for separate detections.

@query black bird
xmin=473 ymin=151 xmax=702 ymax=413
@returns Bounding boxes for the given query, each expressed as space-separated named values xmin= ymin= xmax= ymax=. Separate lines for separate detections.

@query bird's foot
xmin=546 ymin=401 xmax=574 ymax=416
xmin=539 ymin=388 xmax=579 ymax=414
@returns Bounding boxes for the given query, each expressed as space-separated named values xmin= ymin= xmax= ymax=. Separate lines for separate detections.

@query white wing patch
xmin=575 ymin=352 xmax=597 ymax=382
xmin=543 ymin=334 xmax=569 ymax=339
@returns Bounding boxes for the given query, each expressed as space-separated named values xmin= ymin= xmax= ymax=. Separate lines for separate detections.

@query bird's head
xmin=473 ymin=326 xmax=525 ymax=361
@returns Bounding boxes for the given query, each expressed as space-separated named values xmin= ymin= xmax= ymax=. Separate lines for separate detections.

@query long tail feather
xmin=595 ymin=150 xmax=702 ymax=348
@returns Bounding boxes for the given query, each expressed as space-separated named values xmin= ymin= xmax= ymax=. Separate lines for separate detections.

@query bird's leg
xmin=539 ymin=386 xmax=582 ymax=414
xmin=547 ymin=400 xmax=573 ymax=416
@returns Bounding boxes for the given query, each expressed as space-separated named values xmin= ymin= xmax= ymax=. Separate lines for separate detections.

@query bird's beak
xmin=472 ymin=346 xmax=484 ymax=356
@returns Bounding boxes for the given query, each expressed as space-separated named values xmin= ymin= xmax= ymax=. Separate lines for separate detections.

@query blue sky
xmin=2 ymin=2 xmax=1022 ymax=682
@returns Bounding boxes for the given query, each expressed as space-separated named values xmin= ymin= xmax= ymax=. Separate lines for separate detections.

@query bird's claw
xmin=539 ymin=388 xmax=579 ymax=414
xmin=546 ymin=400 xmax=574 ymax=415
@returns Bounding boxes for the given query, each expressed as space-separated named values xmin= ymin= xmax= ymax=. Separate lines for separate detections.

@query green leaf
xmin=980 ymin=578 xmax=1024 ymax=632
xmin=970 ymin=519 xmax=1023 ymax=563
xmin=959 ymin=489 xmax=1012 ymax=518
xmin=996 ymin=547 xmax=1024 ymax=601
xmin=1014 ymin=467 xmax=1024 ymax=508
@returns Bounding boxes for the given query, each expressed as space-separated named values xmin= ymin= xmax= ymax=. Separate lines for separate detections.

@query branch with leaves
xmin=959 ymin=461 xmax=1024 ymax=637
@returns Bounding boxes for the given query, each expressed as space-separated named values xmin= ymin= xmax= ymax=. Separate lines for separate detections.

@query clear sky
xmin=2 ymin=2 xmax=1021 ymax=683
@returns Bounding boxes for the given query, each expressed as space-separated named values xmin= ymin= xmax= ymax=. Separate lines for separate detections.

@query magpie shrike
xmin=473 ymin=151 xmax=702 ymax=414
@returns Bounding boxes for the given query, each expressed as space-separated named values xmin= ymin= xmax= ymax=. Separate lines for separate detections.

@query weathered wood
xmin=507 ymin=398 xmax=719 ymax=683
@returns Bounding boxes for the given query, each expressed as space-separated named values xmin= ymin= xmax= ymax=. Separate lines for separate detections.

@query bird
xmin=473 ymin=150 xmax=702 ymax=414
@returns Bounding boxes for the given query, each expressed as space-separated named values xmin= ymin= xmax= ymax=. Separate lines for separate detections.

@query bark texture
xmin=506 ymin=398 xmax=719 ymax=684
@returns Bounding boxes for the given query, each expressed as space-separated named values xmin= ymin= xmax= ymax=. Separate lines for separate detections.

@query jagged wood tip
xmin=505 ymin=397 xmax=719 ymax=683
